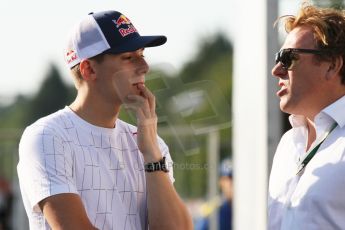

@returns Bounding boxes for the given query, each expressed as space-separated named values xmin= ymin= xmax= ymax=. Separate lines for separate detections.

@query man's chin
xmin=279 ymin=99 xmax=292 ymax=114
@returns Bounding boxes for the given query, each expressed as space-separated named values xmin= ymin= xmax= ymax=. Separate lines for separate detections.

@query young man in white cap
xmin=17 ymin=10 xmax=193 ymax=230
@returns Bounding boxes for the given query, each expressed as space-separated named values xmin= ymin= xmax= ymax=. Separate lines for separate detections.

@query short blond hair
xmin=69 ymin=53 xmax=106 ymax=89
xmin=70 ymin=64 xmax=82 ymax=89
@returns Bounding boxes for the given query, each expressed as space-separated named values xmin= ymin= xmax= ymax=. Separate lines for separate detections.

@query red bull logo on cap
xmin=65 ymin=49 xmax=78 ymax=64
xmin=114 ymin=15 xmax=131 ymax=28
xmin=118 ymin=25 xmax=138 ymax=37
xmin=112 ymin=14 xmax=138 ymax=37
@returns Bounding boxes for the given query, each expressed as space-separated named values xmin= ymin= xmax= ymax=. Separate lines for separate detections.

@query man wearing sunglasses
xmin=268 ymin=4 xmax=345 ymax=230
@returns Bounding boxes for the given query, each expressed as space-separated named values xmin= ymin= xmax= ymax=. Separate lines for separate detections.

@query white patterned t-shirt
xmin=17 ymin=106 xmax=174 ymax=230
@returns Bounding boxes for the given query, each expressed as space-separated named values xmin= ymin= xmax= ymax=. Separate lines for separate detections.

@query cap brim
xmin=104 ymin=35 xmax=167 ymax=54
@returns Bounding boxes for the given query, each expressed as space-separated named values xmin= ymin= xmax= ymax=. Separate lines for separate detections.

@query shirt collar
xmin=322 ymin=95 xmax=345 ymax=128
xmin=288 ymin=95 xmax=345 ymax=128
xmin=289 ymin=114 xmax=307 ymax=128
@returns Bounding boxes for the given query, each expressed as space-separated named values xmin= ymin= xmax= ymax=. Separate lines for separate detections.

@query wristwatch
xmin=145 ymin=157 xmax=169 ymax=173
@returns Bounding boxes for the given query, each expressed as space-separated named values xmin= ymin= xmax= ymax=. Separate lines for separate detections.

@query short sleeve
xmin=17 ymin=125 xmax=78 ymax=212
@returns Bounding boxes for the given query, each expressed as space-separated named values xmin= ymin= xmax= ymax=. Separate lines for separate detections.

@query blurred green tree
xmin=171 ymin=34 xmax=232 ymax=197
xmin=0 ymin=95 xmax=30 ymax=128
xmin=26 ymin=64 xmax=75 ymax=125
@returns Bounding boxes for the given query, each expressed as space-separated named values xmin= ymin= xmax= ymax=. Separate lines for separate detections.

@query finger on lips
xmin=137 ymin=84 xmax=155 ymax=108
xmin=133 ymin=84 xmax=154 ymax=106
xmin=125 ymin=83 xmax=156 ymax=117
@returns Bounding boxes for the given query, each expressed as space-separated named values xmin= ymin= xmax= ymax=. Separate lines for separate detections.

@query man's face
xmin=91 ymin=49 xmax=149 ymax=105
xmin=272 ymin=26 xmax=331 ymax=117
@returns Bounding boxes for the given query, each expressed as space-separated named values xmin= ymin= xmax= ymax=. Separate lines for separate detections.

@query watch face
xmin=144 ymin=157 xmax=169 ymax=172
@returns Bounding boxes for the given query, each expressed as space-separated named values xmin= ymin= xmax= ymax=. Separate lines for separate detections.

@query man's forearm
xmin=146 ymin=171 xmax=193 ymax=230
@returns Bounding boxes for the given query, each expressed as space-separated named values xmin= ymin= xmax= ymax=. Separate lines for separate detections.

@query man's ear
xmin=326 ymin=56 xmax=343 ymax=80
xmin=79 ymin=59 xmax=97 ymax=81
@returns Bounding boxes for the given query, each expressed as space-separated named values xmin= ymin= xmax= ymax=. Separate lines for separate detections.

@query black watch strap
xmin=145 ymin=157 xmax=169 ymax=173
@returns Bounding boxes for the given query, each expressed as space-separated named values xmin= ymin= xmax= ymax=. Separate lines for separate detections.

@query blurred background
xmin=0 ymin=0 xmax=340 ymax=229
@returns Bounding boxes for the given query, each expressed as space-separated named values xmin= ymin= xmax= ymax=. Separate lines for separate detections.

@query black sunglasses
xmin=275 ymin=48 xmax=326 ymax=70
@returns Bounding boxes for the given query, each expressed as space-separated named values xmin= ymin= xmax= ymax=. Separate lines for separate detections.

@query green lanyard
xmin=296 ymin=122 xmax=338 ymax=176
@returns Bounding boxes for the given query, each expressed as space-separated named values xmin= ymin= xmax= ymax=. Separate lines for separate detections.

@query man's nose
xmin=136 ymin=57 xmax=149 ymax=75
xmin=271 ymin=62 xmax=287 ymax=78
